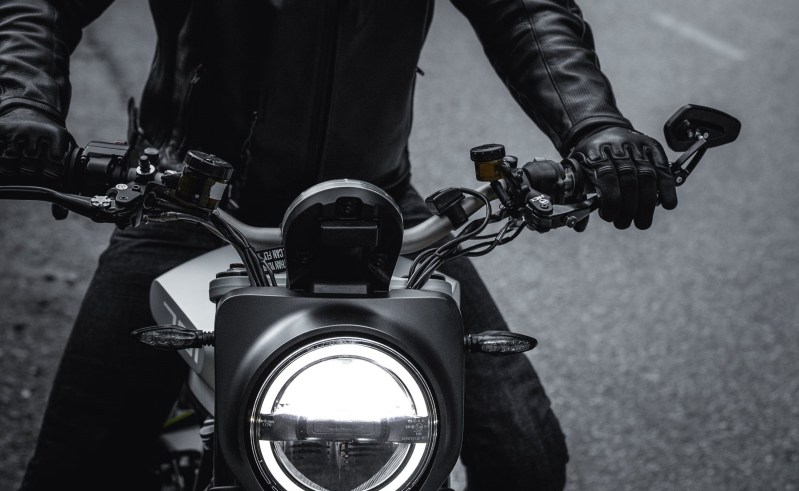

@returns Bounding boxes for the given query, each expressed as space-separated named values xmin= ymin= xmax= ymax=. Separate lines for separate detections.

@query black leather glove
xmin=0 ymin=106 xmax=75 ymax=188
xmin=569 ymin=126 xmax=677 ymax=230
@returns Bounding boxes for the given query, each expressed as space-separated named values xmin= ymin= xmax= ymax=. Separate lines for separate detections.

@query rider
xmin=0 ymin=1 xmax=677 ymax=490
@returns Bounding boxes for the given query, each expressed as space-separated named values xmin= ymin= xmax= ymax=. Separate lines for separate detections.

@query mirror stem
xmin=670 ymin=136 xmax=708 ymax=186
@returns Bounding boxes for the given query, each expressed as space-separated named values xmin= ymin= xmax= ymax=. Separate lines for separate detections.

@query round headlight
xmin=250 ymin=337 xmax=437 ymax=491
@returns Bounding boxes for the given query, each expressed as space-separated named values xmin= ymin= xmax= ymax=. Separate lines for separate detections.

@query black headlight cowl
xmin=214 ymin=288 xmax=464 ymax=491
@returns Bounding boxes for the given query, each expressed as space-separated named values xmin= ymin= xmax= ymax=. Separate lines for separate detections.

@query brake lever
xmin=522 ymin=139 xmax=704 ymax=232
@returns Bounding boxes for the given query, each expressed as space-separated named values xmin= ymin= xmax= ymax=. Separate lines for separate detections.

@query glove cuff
xmin=0 ymin=97 xmax=65 ymax=126
xmin=560 ymin=117 xmax=633 ymax=157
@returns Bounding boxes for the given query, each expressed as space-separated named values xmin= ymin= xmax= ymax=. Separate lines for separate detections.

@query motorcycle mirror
xmin=663 ymin=104 xmax=741 ymax=152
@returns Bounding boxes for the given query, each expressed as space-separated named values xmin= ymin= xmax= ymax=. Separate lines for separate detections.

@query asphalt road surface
xmin=1 ymin=1 xmax=797 ymax=490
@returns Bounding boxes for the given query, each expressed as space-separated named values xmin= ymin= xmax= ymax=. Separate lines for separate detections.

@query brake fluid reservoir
xmin=176 ymin=150 xmax=234 ymax=210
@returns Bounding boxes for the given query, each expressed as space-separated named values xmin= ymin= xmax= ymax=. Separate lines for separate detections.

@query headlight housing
xmin=250 ymin=337 xmax=437 ymax=491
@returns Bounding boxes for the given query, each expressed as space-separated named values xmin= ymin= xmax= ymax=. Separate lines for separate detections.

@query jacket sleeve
xmin=450 ymin=0 xmax=632 ymax=155
xmin=0 ymin=0 xmax=114 ymax=123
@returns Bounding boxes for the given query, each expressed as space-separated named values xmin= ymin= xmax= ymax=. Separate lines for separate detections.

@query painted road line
xmin=652 ymin=12 xmax=747 ymax=62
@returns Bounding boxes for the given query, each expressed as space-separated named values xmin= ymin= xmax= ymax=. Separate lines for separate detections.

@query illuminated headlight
xmin=250 ymin=337 xmax=437 ymax=491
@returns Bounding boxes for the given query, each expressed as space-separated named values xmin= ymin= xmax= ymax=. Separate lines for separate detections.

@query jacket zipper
xmin=234 ymin=109 xmax=260 ymax=196
xmin=174 ymin=64 xmax=205 ymax=154
xmin=240 ymin=110 xmax=259 ymax=163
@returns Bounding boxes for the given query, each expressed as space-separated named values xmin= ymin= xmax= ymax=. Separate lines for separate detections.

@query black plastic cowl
xmin=213 ymin=288 xmax=465 ymax=491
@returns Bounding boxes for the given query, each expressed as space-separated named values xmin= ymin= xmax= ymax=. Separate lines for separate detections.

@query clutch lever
xmin=0 ymin=177 xmax=157 ymax=228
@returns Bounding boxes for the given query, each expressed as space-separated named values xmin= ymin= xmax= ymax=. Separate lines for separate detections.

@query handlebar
xmin=0 ymin=148 xmax=582 ymax=254
xmin=218 ymin=183 xmax=498 ymax=253
xmin=1 ymin=101 xmax=737 ymax=257
xmin=0 ymin=103 xmax=740 ymax=290
xmin=0 ymin=140 xmax=688 ymax=252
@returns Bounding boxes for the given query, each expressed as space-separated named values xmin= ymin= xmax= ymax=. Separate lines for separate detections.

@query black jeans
xmin=21 ymin=187 xmax=568 ymax=491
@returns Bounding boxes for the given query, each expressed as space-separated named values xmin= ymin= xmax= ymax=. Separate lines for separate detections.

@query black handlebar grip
xmin=0 ymin=143 xmax=81 ymax=191
xmin=0 ymin=140 xmax=135 ymax=196
xmin=521 ymin=158 xmax=594 ymax=204
xmin=561 ymin=157 xmax=595 ymax=197
xmin=521 ymin=159 xmax=566 ymax=200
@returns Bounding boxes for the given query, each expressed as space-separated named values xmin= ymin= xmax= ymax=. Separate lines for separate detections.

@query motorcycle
xmin=0 ymin=105 xmax=739 ymax=491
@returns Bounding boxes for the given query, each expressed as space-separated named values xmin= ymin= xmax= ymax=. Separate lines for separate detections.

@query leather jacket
xmin=0 ymin=0 xmax=632 ymax=224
